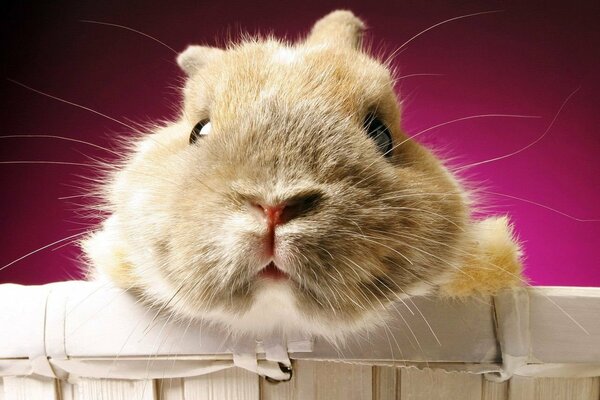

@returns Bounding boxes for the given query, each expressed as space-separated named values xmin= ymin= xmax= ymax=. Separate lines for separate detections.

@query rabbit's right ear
xmin=305 ymin=10 xmax=366 ymax=50
xmin=177 ymin=45 xmax=224 ymax=76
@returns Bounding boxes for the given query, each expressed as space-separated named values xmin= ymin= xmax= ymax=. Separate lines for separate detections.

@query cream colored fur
xmin=82 ymin=10 xmax=524 ymax=340
xmin=440 ymin=216 xmax=524 ymax=296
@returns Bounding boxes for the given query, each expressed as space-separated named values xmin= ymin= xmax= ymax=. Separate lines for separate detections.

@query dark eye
xmin=189 ymin=119 xmax=211 ymax=144
xmin=363 ymin=113 xmax=393 ymax=157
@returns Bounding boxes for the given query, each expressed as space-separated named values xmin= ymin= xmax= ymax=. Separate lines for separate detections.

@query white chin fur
xmin=204 ymin=282 xmax=303 ymax=335
xmin=178 ymin=279 xmax=437 ymax=342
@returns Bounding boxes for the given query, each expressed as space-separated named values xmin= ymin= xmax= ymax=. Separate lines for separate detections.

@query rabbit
xmin=82 ymin=10 xmax=523 ymax=342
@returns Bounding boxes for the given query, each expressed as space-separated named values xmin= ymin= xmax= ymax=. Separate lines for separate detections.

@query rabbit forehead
xmin=187 ymin=40 xmax=395 ymax=124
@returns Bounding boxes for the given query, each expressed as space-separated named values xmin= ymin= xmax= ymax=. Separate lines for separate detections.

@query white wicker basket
xmin=1 ymin=281 xmax=598 ymax=399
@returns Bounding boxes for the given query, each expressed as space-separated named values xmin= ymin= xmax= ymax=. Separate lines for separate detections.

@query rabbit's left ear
xmin=305 ymin=10 xmax=366 ymax=50
xmin=177 ymin=45 xmax=224 ymax=76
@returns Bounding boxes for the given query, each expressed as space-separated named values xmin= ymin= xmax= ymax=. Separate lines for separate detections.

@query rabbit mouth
xmin=257 ymin=261 xmax=289 ymax=281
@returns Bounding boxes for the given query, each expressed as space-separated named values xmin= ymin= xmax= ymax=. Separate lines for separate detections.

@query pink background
xmin=1 ymin=1 xmax=598 ymax=286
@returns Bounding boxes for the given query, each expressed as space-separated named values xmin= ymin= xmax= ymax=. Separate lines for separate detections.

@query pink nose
xmin=250 ymin=193 xmax=323 ymax=257
xmin=250 ymin=193 xmax=322 ymax=227
xmin=260 ymin=203 xmax=287 ymax=227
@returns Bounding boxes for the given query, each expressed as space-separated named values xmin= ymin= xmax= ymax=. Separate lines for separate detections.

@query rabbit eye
xmin=189 ymin=119 xmax=211 ymax=144
xmin=364 ymin=114 xmax=393 ymax=157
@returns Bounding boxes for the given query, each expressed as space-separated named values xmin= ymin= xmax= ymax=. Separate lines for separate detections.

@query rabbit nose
xmin=251 ymin=192 xmax=322 ymax=227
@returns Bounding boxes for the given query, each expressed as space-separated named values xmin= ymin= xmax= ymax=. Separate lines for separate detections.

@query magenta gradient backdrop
xmin=1 ymin=1 xmax=599 ymax=286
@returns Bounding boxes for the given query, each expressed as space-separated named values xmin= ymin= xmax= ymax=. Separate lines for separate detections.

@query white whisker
xmin=0 ymin=160 xmax=92 ymax=167
xmin=80 ymin=19 xmax=178 ymax=54
xmin=397 ymin=73 xmax=443 ymax=80
xmin=7 ymin=79 xmax=137 ymax=131
xmin=0 ymin=134 xmax=121 ymax=156
xmin=457 ymin=87 xmax=581 ymax=171
xmin=483 ymin=190 xmax=600 ymax=222
xmin=398 ymin=10 xmax=503 ymax=52
xmin=0 ymin=231 xmax=89 ymax=272
xmin=404 ymin=113 xmax=541 ymax=145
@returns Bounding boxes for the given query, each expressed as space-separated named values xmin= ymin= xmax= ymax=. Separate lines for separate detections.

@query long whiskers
xmin=80 ymin=20 xmax=178 ymax=54
xmin=483 ymin=190 xmax=600 ymax=222
xmin=400 ymin=10 xmax=503 ymax=51
xmin=402 ymin=113 xmax=541 ymax=147
xmin=354 ymin=114 xmax=540 ymax=186
xmin=7 ymin=79 xmax=137 ymax=131
xmin=0 ymin=230 xmax=90 ymax=272
xmin=0 ymin=134 xmax=121 ymax=157
xmin=396 ymin=73 xmax=443 ymax=80
xmin=383 ymin=10 xmax=503 ymax=66
xmin=0 ymin=160 xmax=92 ymax=167
xmin=456 ymin=87 xmax=581 ymax=172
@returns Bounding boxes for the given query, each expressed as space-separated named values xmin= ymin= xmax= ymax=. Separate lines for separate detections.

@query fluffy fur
xmin=82 ymin=10 xmax=524 ymax=341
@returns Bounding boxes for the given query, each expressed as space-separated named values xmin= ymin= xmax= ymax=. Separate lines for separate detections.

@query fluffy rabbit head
xmin=84 ymin=10 xmax=470 ymax=340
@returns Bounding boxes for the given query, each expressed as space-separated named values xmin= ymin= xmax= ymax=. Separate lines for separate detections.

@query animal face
xmin=86 ymin=12 xmax=469 ymax=338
